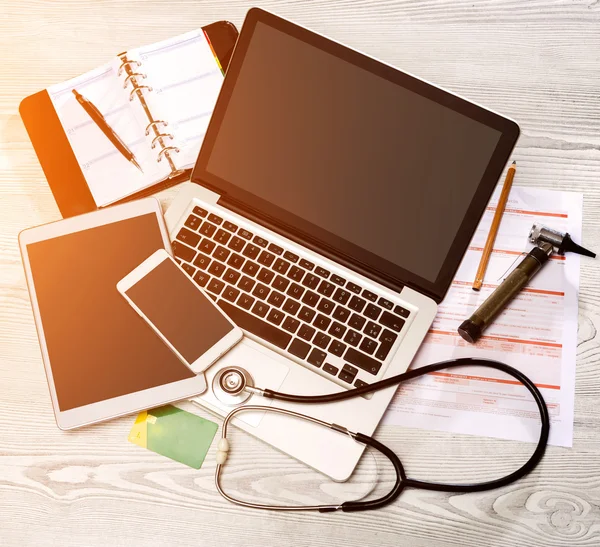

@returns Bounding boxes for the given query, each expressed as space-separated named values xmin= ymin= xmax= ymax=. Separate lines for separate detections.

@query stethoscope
xmin=212 ymin=357 xmax=550 ymax=512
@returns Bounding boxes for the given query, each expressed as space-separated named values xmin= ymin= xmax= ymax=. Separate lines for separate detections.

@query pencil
xmin=472 ymin=161 xmax=517 ymax=291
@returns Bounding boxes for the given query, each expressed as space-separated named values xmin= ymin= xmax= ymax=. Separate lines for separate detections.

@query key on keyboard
xmin=219 ymin=301 xmax=291 ymax=349
xmin=172 ymin=241 xmax=196 ymax=262
xmin=177 ymin=227 xmax=200 ymax=247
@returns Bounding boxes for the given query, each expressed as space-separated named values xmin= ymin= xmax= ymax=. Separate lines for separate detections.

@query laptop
xmin=164 ymin=8 xmax=519 ymax=480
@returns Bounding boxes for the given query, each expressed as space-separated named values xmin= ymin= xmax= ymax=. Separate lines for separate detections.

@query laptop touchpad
xmin=193 ymin=338 xmax=290 ymax=427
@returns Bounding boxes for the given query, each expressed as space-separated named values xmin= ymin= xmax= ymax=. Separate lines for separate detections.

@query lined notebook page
xmin=128 ymin=29 xmax=224 ymax=170
xmin=48 ymin=62 xmax=170 ymax=207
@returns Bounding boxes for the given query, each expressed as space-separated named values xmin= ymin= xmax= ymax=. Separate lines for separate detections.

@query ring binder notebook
xmin=19 ymin=21 xmax=238 ymax=218
xmin=119 ymin=53 xmax=184 ymax=179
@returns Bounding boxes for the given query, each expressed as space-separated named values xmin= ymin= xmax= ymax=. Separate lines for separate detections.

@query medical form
xmin=383 ymin=187 xmax=582 ymax=447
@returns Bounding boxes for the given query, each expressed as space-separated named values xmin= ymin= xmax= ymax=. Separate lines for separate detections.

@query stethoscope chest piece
xmin=213 ymin=366 xmax=255 ymax=406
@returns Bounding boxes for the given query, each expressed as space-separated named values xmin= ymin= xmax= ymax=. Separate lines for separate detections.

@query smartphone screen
xmin=125 ymin=257 xmax=234 ymax=364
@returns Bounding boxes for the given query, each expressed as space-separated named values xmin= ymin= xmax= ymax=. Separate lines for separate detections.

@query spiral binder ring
xmin=145 ymin=120 xmax=168 ymax=136
xmin=157 ymin=146 xmax=180 ymax=163
xmin=129 ymin=85 xmax=152 ymax=101
xmin=123 ymin=73 xmax=147 ymax=89
xmin=118 ymin=53 xmax=182 ymax=178
xmin=151 ymin=133 xmax=174 ymax=149
xmin=117 ymin=59 xmax=141 ymax=77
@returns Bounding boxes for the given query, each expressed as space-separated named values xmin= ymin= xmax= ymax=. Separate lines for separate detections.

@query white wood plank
xmin=1 ymin=1 xmax=600 ymax=546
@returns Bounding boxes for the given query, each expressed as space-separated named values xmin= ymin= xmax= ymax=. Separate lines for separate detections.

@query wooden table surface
xmin=1 ymin=1 xmax=599 ymax=546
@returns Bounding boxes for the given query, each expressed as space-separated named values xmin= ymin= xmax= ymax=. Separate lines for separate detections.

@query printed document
xmin=383 ymin=187 xmax=582 ymax=447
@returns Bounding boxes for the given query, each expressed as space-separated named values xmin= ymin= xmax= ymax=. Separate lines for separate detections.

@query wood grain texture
xmin=1 ymin=0 xmax=599 ymax=546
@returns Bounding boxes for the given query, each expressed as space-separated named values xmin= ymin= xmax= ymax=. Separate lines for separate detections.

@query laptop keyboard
xmin=172 ymin=205 xmax=412 ymax=390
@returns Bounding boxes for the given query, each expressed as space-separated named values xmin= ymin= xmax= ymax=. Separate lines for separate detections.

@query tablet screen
xmin=26 ymin=213 xmax=195 ymax=411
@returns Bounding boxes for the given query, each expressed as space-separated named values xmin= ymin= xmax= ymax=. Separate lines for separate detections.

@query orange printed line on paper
xmin=428 ymin=371 xmax=560 ymax=390
xmin=428 ymin=329 xmax=562 ymax=348
xmin=522 ymin=287 xmax=565 ymax=296
xmin=451 ymin=280 xmax=565 ymax=296
xmin=468 ymin=247 xmax=566 ymax=260
xmin=485 ymin=206 xmax=568 ymax=218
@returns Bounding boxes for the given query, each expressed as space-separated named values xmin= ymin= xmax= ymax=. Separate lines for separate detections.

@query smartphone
xmin=117 ymin=249 xmax=243 ymax=373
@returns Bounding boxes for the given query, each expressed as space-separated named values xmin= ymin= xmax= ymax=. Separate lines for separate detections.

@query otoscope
xmin=458 ymin=223 xmax=595 ymax=344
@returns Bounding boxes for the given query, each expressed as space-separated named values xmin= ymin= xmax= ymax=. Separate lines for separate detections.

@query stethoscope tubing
xmin=215 ymin=358 xmax=550 ymax=511
xmin=216 ymin=405 xmax=350 ymax=512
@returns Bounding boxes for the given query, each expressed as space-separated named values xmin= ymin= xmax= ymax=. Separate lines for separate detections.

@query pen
xmin=472 ymin=161 xmax=516 ymax=291
xmin=72 ymin=89 xmax=143 ymax=173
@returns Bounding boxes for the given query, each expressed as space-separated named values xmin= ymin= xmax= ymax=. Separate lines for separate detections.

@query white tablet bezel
xmin=117 ymin=249 xmax=243 ymax=374
xmin=19 ymin=198 xmax=207 ymax=430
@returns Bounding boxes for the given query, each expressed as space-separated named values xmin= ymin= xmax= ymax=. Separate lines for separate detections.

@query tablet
xmin=19 ymin=198 xmax=207 ymax=429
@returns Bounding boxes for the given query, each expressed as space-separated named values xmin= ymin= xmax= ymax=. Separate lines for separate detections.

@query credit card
xmin=129 ymin=405 xmax=218 ymax=469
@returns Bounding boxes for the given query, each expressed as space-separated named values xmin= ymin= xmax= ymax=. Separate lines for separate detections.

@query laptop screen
xmin=195 ymin=9 xmax=519 ymax=301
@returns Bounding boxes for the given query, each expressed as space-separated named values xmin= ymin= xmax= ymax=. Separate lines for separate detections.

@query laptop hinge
xmin=218 ymin=195 xmax=408 ymax=296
